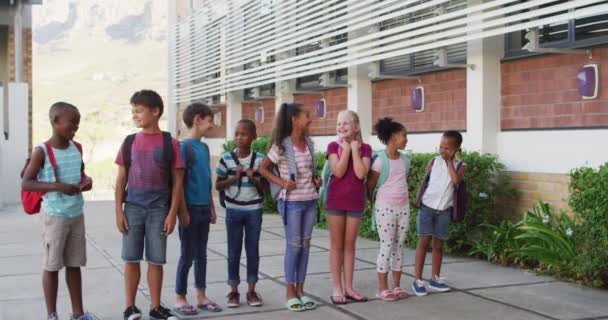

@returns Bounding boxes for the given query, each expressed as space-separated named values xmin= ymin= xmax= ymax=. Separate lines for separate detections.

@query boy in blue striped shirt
xmin=215 ymin=120 xmax=266 ymax=308
xmin=22 ymin=102 xmax=96 ymax=320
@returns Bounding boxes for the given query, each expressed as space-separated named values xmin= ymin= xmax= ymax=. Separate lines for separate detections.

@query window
xmin=505 ymin=1 xmax=608 ymax=59
xmin=378 ymin=0 xmax=467 ymax=75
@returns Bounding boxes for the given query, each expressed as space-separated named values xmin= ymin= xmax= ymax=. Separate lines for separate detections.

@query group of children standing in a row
xmin=23 ymin=89 xmax=465 ymax=320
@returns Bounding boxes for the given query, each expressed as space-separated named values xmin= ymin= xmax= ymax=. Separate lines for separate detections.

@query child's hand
xmin=79 ymin=176 xmax=93 ymax=191
xmin=341 ymin=140 xmax=351 ymax=152
xmin=56 ymin=183 xmax=80 ymax=196
xmin=246 ymin=168 xmax=255 ymax=179
xmin=116 ymin=211 xmax=129 ymax=234
xmin=441 ymin=149 xmax=456 ymax=161
xmin=350 ymin=140 xmax=361 ymax=153
xmin=283 ymin=179 xmax=297 ymax=191
xmin=235 ymin=165 xmax=244 ymax=178
xmin=314 ymin=176 xmax=322 ymax=189
xmin=210 ymin=206 xmax=217 ymax=224
xmin=178 ymin=209 xmax=190 ymax=227
xmin=163 ymin=214 xmax=177 ymax=235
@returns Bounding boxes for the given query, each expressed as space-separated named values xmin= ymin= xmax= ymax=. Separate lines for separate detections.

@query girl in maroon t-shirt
xmin=325 ymin=110 xmax=372 ymax=304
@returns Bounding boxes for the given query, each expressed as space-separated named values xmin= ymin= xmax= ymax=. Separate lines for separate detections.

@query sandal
xmin=392 ymin=287 xmax=410 ymax=299
xmin=286 ymin=298 xmax=304 ymax=312
xmin=330 ymin=295 xmax=347 ymax=305
xmin=345 ymin=291 xmax=368 ymax=302
xmin=375 ymin=289 xmax=398 ymax=302
xmin=197 ymin=301 xmax=222 ymax=312
xmin=300 ymin=296 xmax=317 ymax=310
xmin=173 ymin=304 xmax=198 ymax=316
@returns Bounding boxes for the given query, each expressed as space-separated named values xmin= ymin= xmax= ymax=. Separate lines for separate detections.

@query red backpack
xmin=20 ymin=141 xmax=84 ymax=215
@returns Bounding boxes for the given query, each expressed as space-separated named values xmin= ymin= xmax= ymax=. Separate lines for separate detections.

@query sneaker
xmin=429 ymin=277 xmax=451 ymax=292
xmin=47 ymin=312 xmax=59 ymax=320
xmin=70 ymin=311 xmax=99 ymax=320
xmin=226 ymin=291 xmax=240 ymax=308
xmin=247 ymin=291 xmax=264 ymax=307
xmin=123 ymin=306 xmax=142 ymax=320
xmin=411 ymin=279 xmax=428 ymax=296
xmin=149 ymin=305 xmax=178 ymax=320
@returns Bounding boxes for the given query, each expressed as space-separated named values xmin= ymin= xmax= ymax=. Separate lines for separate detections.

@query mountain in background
xmin=33 ymin=0 xmax=169 ymax=199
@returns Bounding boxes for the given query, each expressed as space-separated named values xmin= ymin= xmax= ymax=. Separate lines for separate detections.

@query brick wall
xmin=294 ymin=88 xmax=347 ymax=136
xmin=372 ymin=69 xmax=466 ymax=133
xmin=242 ymin=99 xmax=275 ymax=137
xmin=501 ymin=47 xmax=608 ymax=130
xmin=7 ymin=27 xmax=33 ymax=150
xmin=509 ymin=172 xmax=571 ymax=215
xmin=206 ymin=105 xmax=227 ymax=138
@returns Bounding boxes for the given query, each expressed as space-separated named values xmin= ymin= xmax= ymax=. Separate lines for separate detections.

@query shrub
xmin=569 ymin=163 xmax=608 ymax=287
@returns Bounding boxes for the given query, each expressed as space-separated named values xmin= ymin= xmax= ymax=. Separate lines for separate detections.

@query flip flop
xmin=197 ymin=302 xmax=222 ymax=312
xmin=286 ymin=298 xmax=304 ymax=312
xmin=300 ymin=296 xmax=317 ymax=310
xmin=392 ymin=287 xmax=410 ymax=299
xmin=330 ymin=295 xmax=347 ymax=305
xmin=173 ymin=304 xmax=198 ymax=316
xmin=375 ymin=289 xmax=398 ymax=302
xmin=345 ymin=291 xmax=368 ymax=302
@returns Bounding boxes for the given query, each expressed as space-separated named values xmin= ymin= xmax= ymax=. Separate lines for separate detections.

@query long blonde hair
xmin=338 ymin=110 xmax=362 ymax=141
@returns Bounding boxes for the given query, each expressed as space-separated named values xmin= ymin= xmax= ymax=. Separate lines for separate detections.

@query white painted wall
xmin=497 ymin=130 xmax=608 ymax=174
xmin=0 ymin=83 xmax=29 ymax=206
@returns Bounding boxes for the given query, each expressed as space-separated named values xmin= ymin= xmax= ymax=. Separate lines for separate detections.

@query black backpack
xmin=219 ymin=152 xmax=260 ymax=208
xmin=122 ymin=131 xmax=174 ymax=203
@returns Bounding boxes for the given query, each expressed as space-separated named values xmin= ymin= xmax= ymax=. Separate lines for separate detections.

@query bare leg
xmin=148 ymin=264 xmax=163 ymax=309
xmin=124 ymin=262 xmax=141 ymax=308
xmin=414 ymin=236 xmax=432 ymax=280
xmin=43 ymin=270 xmax=59 ymax=317
xmin=327 ymin=214 xmax=346 ymax=302
xmin=65 ymin=267 xmax=84 ymax=318
xmin=343 ymin=216 xmax=363 ymax=297
xmin=431 ymin=238 xmax=444 ymax=278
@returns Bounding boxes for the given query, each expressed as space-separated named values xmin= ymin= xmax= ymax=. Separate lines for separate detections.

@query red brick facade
xmin=501 ymin=47 xmax=608 ymax=130
xmin=242 ymin=99 xmax=276 ymax=137
xmin=294 ymin=88 xmax=347 ymax=136
xmin=205 ymin=105 xmax=227 ymax=138
xmin=371 ymin=70 xmax=467 ymax=133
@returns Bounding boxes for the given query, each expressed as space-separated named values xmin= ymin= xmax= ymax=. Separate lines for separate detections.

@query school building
xmin=0 ymin=0 xmax=37 ymax=208
xmin=168 ymin=0 xmax=608 ymax=213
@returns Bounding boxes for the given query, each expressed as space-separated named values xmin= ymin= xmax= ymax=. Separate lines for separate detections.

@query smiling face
xmin=336 ymin=111 xmax=360 ymax=142
xmin=52 ymin=108 xmax=80 ymax=140
xmin=131 ymin=104 xmax=160 ymax=129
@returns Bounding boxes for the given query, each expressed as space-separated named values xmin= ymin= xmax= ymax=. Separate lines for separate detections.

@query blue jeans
xmin=278 ymin=200 xmax=317 ymax=284
xmin=225 ymin=208 xmax=263 ymax=286
xmin=175 ymin=205 xmax=210 ymax=294
xmin=121 ymin=203 xmax=168 ymax=265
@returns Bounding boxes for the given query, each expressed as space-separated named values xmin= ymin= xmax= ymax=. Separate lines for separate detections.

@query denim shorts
xmin=325 ymin=209 xmax=364 ymax=218
xmin=416 ymin=204 xmax=451 ymax=240
xmin=122 ymin=203 xmax=168 ymax=265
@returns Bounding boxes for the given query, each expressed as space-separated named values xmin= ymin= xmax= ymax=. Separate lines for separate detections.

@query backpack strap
xmin=415 ymin=158 xmax=436 ymax=208
xmin=182 ymin=140 xmax=196 ymax=186
xmin=43 ymin=142 xmax=59 ymax=182
xmin=162 ymin=132 xmax=174 ymax=191
xmin=72 ymin=140 xmax=86 ymax=178
xmin=282 ymin=137 xmax=298 ymax=181
xmin=305 ymin=136 xmax=316 ymax=176
xmin=122 ymin=134 xmax=136 ymax=183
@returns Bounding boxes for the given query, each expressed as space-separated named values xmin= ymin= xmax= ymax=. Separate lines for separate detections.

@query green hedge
xmin=569 ymin=163 xmax=608 ymax=287
xmin=222 ymin=137 xmax=517 ymax=255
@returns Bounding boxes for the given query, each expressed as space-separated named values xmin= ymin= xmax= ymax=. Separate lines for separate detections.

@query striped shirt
xmin=267 ymin=143 xmax=318 ymax=202
xmin=37 ymin=141 xmax=84 ymax=218
xmin=215 ymin=151 xmax=265 ymax=211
